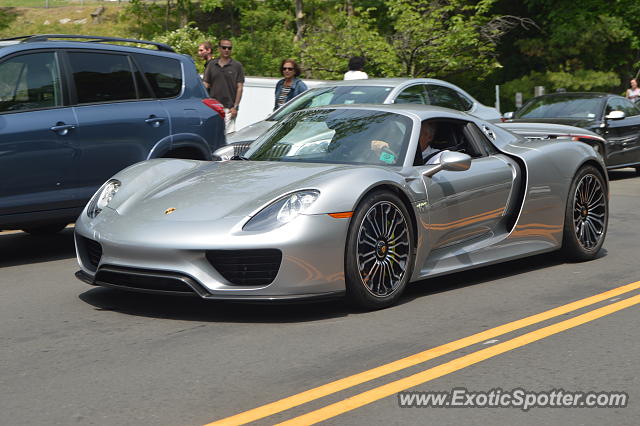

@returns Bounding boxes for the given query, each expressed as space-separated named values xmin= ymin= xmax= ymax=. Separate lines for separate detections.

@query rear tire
xmin=345 ymin=191 xmax=415 ymax=310
xmin=561 ymin=165 xmax=608 ymax=261
xmin=22 ymin=223 xmax=68 ymax=235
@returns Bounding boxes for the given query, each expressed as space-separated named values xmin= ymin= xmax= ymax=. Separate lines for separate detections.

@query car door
xmin=64 ymin=50 xmax=170 ymax=199
xmin=603 ymin=97 xmax=640 ymax=167
xmin=0 ymin=50 xmax=79 ymax=215
xmin=417 ymin=120 xmax=516 ymax=250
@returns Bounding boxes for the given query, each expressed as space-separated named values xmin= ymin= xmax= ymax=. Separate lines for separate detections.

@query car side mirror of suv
xmin=503 ymin=111 xmax=514 ymax=119
xmin=605 ymin=110 xmax=625 ymax=120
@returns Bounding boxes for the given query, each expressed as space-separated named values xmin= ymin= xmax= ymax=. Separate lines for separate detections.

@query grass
xmin=0 ymin=4 xmax=131 ymax=39
xmin=0 ymin=1 xmax=108 ymax=7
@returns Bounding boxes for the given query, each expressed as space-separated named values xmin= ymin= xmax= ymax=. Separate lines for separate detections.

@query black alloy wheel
xmin=562 ymin=165 xmax=608 ymax=261
xmin=345 ymin=191 xmax=414 ymax=309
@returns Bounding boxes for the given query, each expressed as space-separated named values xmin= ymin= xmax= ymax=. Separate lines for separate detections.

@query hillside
xmin=0 ymin=4 xmax=130 ymax=39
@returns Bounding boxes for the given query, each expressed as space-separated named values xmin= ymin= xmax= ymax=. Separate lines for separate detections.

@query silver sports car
xmin=75 ymin=105 xmax=609 ymax=309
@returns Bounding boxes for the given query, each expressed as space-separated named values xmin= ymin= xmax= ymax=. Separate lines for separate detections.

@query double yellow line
xmin=207 ymin=281 xmax=640 ymax=425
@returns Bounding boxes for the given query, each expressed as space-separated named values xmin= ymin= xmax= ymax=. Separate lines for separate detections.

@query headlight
xmin=87 ymin=179 xmax=121 ymax=218
xmin=213 ymin=144 xmax=235 ymax=161
xmin=213 ymin=142 xmax=252 ymax=161
xmin=243 ymin=190 xmax=320 ymax=232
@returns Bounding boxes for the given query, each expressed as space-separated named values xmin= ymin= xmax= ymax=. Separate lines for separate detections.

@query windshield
xmin=246 ymin=108 xmax=413 ymax=166
xmin=269 ymin=85 xmax=394 ymax=121
xmin=515 ymin=95 xmax=604 ymax=120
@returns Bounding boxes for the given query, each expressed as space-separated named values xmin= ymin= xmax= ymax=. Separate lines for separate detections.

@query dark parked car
xmin=504 ymin=92 xmax=640 ymax=173
xmin=0 ymin=35 xmax=225 ymax=234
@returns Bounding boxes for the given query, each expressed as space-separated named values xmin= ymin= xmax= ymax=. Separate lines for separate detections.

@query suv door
xmin=603 ymin=97 xmax=640 ymax=167
xmin=0 ymin=51 xmax=79 ymax=215
xmin=64 ymin=50 xmax=170 ymax=200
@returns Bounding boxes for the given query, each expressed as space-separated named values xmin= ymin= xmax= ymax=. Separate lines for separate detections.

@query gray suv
xmin=0 ymin=35 xmax=225 ymax=234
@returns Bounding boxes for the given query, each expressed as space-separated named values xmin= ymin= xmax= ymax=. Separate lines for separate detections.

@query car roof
xmin=304 ymin=103 xmax=473 ymax=120
xmin=314 ymin=77 xmax=466 ymax=88
xmin=528 ymin=92 xmax=612 ymax=100
xmin=0 ymin=37 xmax=180 ymax=59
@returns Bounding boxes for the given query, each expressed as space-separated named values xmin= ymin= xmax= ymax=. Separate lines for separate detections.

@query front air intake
xmin=205 ymin=249 xmax=282 ymax=286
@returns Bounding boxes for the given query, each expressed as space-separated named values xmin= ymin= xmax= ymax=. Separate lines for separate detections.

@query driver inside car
xmin=371 ymin=121 xmax=449 ymax=165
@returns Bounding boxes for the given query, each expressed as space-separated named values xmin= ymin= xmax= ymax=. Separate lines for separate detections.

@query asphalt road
xmin=1 ymin=169 xmax=639 ymax=426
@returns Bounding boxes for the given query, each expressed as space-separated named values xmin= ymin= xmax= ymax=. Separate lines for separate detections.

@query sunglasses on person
xmin=282 ymin=67 xmax=294 ymax=71
xmin=219 ymin=45 xmax=232 ymax=50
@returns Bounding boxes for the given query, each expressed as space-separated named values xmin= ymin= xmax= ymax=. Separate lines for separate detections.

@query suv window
xmin=135 ymin=54 xmax=182 ymax=98
xmin=68 ymin=52 xmax=137 ymax=103
xmin=0 ymin=52 xmax=62 ymax=113
xmin=426 ymin=84 xmax=466 ymax=111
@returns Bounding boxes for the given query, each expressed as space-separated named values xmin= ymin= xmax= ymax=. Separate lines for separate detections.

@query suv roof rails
xmin=0 ymin=34 xmax=175 ymax=52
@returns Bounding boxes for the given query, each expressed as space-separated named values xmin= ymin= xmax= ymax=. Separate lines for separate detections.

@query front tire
xmin=561 ymin=165 xmax=608 ymax=261
xmin=345 ymin=191 xmax=415 ymax=309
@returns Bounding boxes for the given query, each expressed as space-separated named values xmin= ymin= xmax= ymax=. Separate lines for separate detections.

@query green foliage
xmin=232 ymin=1 xmax=299 ymax=77
xmin=200 ymin=0 xmax=224 ymax=13
xmin=385 ymin=0 xmax=502 ymax=79
xmin=153 ymin=25 xmax=207 ymax=71
xmin=123 ymin=0 xmax=168 ymax=39
xmin=301 ymin=6 xmax=397 ymax=79
xmin=0 ymin=8 xmax=16 ymax=31
xmin=501 ymin=69 xmax=620 ymax=111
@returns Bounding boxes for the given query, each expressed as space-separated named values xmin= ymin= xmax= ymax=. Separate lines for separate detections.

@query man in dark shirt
xmin=203 ymin=38 xmax=245 ymax=134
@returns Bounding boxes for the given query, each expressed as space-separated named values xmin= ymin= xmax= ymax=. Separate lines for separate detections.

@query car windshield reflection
xmin=246 ymin=109 xmax=412 ymax=166
xmin=516 ymin=96 xmax=604 ymax=120
xmin=268 ymin=86 xmax=393 ymax=121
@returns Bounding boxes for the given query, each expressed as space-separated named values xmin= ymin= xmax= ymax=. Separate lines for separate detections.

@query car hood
xmin=226 ymin=120 xmax=276 ymax=143
xmin=114 ymin=161 xmax=356 ymax=222
xmin=508 ymin=117 xmax=597 ymax=129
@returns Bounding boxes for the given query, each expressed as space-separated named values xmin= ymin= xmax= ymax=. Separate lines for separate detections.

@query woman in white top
xmin=344 ymin=56 xmax=368 ymax=80
xmin=626 ymin=78 xmax=640 ymax=102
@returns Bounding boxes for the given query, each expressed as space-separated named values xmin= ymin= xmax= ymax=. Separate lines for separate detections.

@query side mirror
xmin=605 ymin=110 xmax=625 ymax=120
xmin=502 ymin=111 xmax=514 ymax=119
xmin=422 ymin=151 xmax=472 ymax=177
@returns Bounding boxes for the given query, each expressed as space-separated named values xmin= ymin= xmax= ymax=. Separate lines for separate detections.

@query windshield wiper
xmin=230 ymin=155 xmax=250 ymax=161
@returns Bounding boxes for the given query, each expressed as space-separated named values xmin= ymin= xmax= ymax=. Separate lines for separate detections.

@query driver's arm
xmin=371 ymin=139 xmax=390 ymax=153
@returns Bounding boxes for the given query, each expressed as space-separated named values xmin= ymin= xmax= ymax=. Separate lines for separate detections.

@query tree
xmin=300 ymin=5 xmax=397 ymax=79
xmin=233 ymin=0 xmax=300 ymax=77
xmin=385 ymin=0 xmax=531 ymax=79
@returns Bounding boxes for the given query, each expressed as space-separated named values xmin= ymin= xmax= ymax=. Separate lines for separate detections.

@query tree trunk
xmin=294 ymin=0 xmax=305 ymax=43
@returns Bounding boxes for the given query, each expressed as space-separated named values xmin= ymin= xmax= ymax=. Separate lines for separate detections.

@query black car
xmin=0 ymin=35 xmax=226 ymax=234
xmin=504 ymin=92 xmax=640 ymax=173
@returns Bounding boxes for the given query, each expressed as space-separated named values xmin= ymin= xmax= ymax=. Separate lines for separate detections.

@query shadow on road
xmin=0 ymin=228 xmax=76 ymax=268
xmin=78 ymin=249 xmax=593 ymax=323
xmin=400 ymin=251 xmax=570 ymax=306
xmin=79 ymin=287 xmax=350 ymax=323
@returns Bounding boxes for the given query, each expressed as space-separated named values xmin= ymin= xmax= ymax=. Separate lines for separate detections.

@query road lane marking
xmin=206 ymin=280 xmax=640 ymax=425
xmin=279 ymin=293 xmax=640 ymax=425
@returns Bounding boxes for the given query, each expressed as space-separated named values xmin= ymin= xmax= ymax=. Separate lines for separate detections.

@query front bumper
xmin=74 ymin=212 xmax=351 ymax=299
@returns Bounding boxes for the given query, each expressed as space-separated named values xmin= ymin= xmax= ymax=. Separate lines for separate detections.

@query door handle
xmin=50 ymin=122 xmax=75 ymax=136
xmin=145 ymin=116 xmax=166 ymax=127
